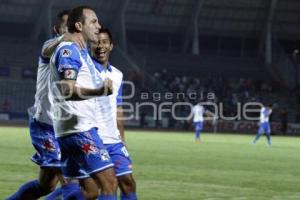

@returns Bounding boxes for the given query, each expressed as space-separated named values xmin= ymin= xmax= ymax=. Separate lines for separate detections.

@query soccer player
xmin=191 ymin=102 xmax=215 ymax=142
xmin=91 ymin=28 xmax=137 ymax=200
xmin=48 ymin=6 xmax=117 ymax=200
xmin=6 ymin=10 xmax=80 ymax=200
xmin=252 ymin=103 xmax=273 ymax=146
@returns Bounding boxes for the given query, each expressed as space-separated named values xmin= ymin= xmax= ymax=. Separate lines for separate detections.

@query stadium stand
xmin=0 ymin=0 xmax=299 ymax=135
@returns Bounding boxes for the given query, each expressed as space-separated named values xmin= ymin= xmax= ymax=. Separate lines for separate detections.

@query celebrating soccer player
xmin=252 ymin=103 xmax=273 ymax=146
xmin=6 ymin=10 xmax=75 ymax=200
xmin=48 ymin=6 xmax=117 ymax=200
xmin=91 ymin=28 xmax=138 ymax=200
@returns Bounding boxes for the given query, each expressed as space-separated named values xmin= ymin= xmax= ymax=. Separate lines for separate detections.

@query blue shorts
xmin=105 ymin=143 xmax=133 ymax=177
xmin=57 ymin=128 xmax=114 ymax=179
xmin=194 ymin=122 xmax=203 ymax=131
xmin=29 ymin=117 xmax=61 ymax=168
xmin=258 ymin=122 xmax=271 ymax=134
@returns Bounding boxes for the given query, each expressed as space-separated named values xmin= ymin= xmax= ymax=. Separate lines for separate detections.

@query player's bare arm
xmin=117 ymin=106 xmax=125 ymax=142
xmin=205 ymin=110 xmax=216 ymax=120
xmin=41 ymin=33 xmax=86 ymax=58
xmin=60 ymin=78 xmax=113 ymax=100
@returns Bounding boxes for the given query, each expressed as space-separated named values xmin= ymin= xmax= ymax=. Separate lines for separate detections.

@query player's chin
xmin=97 ymin=57 xmax=106 ymax=64
xmin=90 ymin=35 xmax=98 ymax=43
xmin=90 ymin=38 xmax=98 ymax=44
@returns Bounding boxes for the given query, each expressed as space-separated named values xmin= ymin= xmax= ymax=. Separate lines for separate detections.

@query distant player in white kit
xmin=191 ymin=103 xmax=215 ymax=142
xmin=252 ymin=103 xmax=273 ymax=146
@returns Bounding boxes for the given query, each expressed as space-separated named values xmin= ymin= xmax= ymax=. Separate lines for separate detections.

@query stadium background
xmin=1 ymin=0 xmax=300 ymax=199
xmin=0 ymin=0 xmax=300 ymax=135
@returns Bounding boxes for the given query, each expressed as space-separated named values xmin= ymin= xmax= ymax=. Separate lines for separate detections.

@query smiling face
xmin=92 ymin=31 xmax=113 ymax=67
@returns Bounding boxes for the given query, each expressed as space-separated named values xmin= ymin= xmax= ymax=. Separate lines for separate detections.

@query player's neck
xmin=72 ymin=33 xmax=87 ymax=48
xmin=101 ymin=61 xmax=109 ymax=69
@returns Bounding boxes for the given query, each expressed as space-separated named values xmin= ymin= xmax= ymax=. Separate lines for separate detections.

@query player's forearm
xmin=117 ymin=106 xmax=125 ymax=142
xmin=60 ymin=81 xmax=111 ymax=100
xmin=66 ymin=86 xmax=111 ymax=100
xmin=41 ymin=35 xmax=64 ymax=58
xmin=206 ymin=111 xmax=215 ymax=118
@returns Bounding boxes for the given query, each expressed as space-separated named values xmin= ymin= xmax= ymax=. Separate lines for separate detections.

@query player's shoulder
xmin=56 ymin=41 xmax=77 ymax=50
xmin=41 ymin=37 xmax=59 ymax=54
xmin=55 ymin=42 xmax=80 ymax=57
xmin=42 ymin=37 xmax=57 ymax=46
xmin=110 ymin=65 xmax=123 ymax=77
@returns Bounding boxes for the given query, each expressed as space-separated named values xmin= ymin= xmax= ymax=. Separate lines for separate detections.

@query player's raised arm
xmin=42 ymin=35 xmax=64 ymax=58
xmin=41 ymin=10 xmax=69 ymax=58
xmin=42 ymin=33 xmax=86 ymax=58
xmin=205 ymin=109 xmax=216 ymax=120
xmin=41 ymin=10 xmax=85 ymax=59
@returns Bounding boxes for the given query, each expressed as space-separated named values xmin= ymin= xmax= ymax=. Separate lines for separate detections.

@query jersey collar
xmin=93 ymin=58 xmax=112 ymax=73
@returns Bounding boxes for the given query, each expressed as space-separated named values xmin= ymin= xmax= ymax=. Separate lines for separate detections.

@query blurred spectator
xmin=0 ymin=99 xmax=11 ymax=112
xmin=126 ymin=69 xmax=297 ymax=129
xmin=280 ymin=109 xmax=288 ymax=134
xmin=295 ymin=110 xmax=300 ymax=123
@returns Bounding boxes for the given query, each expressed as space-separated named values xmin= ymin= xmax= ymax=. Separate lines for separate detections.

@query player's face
xmin=58 ymin=14 xmax=68 ymax=35
xmin=94 ymin=33 xmax=113 ymax=67
xmin=82 ymin=9 xmax=101 ymax=43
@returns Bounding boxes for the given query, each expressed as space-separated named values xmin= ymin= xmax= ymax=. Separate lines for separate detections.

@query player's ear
xmin=53 ymin=25 xmax=59 ymax=35
xmin=109 ymin=43 xmax=114 ymax=51
xmin=75 ymin=22 xmax=83 ymax=32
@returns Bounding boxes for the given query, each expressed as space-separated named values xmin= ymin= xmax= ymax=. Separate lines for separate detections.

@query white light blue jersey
xmin=260 ymin=107 xmax=272 ymax=123
xmin=93 ymin=59 xmax=123 ymax=144
xmin=48 ymin=42 xmax=98 ymax=137
xmin=28 ymin=37 xmax=61 ymax=125
xmin=192 ymin=104 xmax=205 ymax=123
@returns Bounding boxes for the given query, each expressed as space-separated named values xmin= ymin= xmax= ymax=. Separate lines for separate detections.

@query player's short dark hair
xmin=67 ymin=5 xmax=95 ymax=33
xmin=54 ymin=10 xmax=69 ymax=33
xmin=99 ymin=28 xmax=113 ymax=43
xmin=268 ymin=103 xmax=273 ymax=108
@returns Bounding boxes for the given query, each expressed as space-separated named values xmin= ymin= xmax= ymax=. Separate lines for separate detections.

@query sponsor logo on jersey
xmin=62 ymin=49 xmax=72 ymax=57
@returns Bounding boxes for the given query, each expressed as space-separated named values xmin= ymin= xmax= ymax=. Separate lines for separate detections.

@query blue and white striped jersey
xmin=29 ymin=37 xmax=62 ymax=125
xmin=48 ymin=42 xmax=99 ymax=137
xmin=93 ymin=59 xmax=123 ymax=144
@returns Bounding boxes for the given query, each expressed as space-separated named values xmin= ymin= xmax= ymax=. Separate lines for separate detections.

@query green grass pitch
xmin=1 ymin=127 xmax=300 ymax=200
